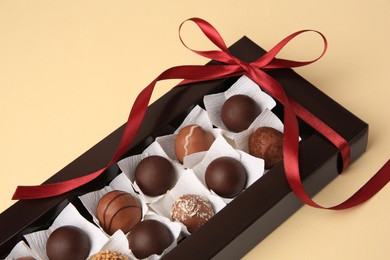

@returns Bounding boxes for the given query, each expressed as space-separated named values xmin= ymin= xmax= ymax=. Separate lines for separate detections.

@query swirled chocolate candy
xmin=128 ymin=219 xmax=174 ymax=259
xmin=46 ymin=225 xmax=91 ymax=260
xmin=249 ymin=126 xmax=283 ymax=169
xmin=221 ymin=95 xmax=261 ymax=132
xmin=205 ymin=157 xmax=247 ymax=198
xmin=97 ymin=190 xmax=142 ymax=235
xmin=171 ymin=194 xmax=214 ymax=233
xmin=135 ymin=155 xmax=175 ymax=196
xmin=175 ymin=125 xmax=215 ymax=163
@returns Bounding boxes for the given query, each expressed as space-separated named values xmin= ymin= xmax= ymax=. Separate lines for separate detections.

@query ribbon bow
xmin=13 ymin=18 xmax=390 ymax=210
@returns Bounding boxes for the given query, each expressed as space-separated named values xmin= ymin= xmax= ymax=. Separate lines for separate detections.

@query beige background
xmin=1 ymin=0 xmax=389 ymax=259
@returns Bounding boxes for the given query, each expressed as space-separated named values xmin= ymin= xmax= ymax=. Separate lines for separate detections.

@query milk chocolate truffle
xmin=135 ymin=155 xmax=175 ymax=196
xmin=205 ymin=157 xmax=247 ymax=198
xmin=171 ymin=194 xmax=214 ymax=233
xmin=46 ymin=225 xmax=91 ymax=260
xmin=97 ymin=190 xmax=142 ymax=235
xmin=175 ymin=125 xmax=215 ymax=163
xmin=221 ymin=95 xmax=261 ymax=132
xmin=249 ymin=126 xmax=283 ymax=169
xmin=128 ymin=219 xmax=174 ymax=259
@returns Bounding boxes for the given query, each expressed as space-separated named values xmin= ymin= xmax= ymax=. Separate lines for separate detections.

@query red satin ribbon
xmin=12 ymin=18 xmax=390 ymax=211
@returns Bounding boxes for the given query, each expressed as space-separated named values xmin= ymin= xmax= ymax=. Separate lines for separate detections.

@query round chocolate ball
xmin=135 ymin=156 xmax=176 ymax=196
xmin=248 ymin=126 xmax=283 ymax=169
xmin=171 ymin=194 xmax=214 ymax=233
xmin=221 ymin=94 xmax=261 ymax=132
xmin=97 ymin=190 xmax=142 ymax=235
xmin=128 ymin=219 xmax=174 ymax=259
xmin=46 ymin=225 xmax=91 ymax=260
xmin=174 ymin=125 xmax=215 ymax=163
xmin=205 ymin=157 xmax=247 ymax=198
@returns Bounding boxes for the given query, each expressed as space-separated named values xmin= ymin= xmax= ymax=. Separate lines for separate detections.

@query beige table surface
xmin=1 ymin=1 xmax=389 ymax=259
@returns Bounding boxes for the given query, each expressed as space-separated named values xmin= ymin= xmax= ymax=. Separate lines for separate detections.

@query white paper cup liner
xmin=155 ymin=105 xmax=221 ymax=164
xmin=189 ymin=135 xmax=264 ymax=203
xmin=23 ymin=203 xmax=108 ymax=260
xmin=204 ymin=75 xmax=277 ymax=139
xmin=117 ymin=141 xmax=186 ymax=204
xmin=5 ymin=240 xmax=35 ymax=260
xmin=149 ymin=171 xmax=226 ymax=235
xmin=79 ymin=173 xmax=148 ymax=236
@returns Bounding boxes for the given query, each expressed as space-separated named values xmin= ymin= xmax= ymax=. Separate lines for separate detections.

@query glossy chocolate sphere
xmin=46 ymin=225 xmax=91 ymax=260
xmin=128 ymin=219 xmax=174 ymax=259
xmin=205 ymin=157 xmax=247 ymax=198
xmin=221 ymin=95 xmax=261 ymax=132
xmin=135 ymin=156 xmax=175 ymax=196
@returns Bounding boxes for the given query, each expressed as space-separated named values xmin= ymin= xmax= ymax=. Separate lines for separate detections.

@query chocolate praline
xmin=221 ymin=94 xmax=261 ymax=132
xmin=175 ymin=124 xmax=215 ymax=163
xmin=97 ymin=190 xmax=142 ymax=235
xmin=135 ymin=155 xmax=176 ymax=196
xmin=171 ymin=194 xmax=214 ymax=233
xmin=46 ymin=225 xmax=91 ymax=260
xmin=248 ymin=126 xmax=283 ymax=169
xmin=205 ymin=157 xmax=247 ymax=198
xmin=128 ymin=219 xmax=174 ymax=259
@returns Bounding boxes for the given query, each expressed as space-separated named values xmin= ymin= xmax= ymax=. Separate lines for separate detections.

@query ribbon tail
xmin=12 ymin=64 xmax=243 ymax=200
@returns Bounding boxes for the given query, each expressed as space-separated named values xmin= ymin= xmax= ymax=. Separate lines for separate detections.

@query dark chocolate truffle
xmin=46 ymin=225 xmax=91 ymax=260
xmin=128 ymin=219 xmax=174 ymax=259
xmin=135 ymin=155 xmax=175 ymax=196
xmin=221 ymin=94 xmax=261 ymax=132
xmin=171 ymin=194 xmax=214 ymax=233
xmin=175 ymin=125 xmax=215 ymax=163
xmin=205 ymin=157 xmax=247 ymax=198
xmin=248 ymin=126 xmax=283 ymax=169
xmin=97 ymin=190 xmax=142 ymax=235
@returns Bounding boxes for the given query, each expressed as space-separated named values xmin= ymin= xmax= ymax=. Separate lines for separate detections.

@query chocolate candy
xmin=135 ymin=155 xmax=175 ymax=196
xmin=46 ymin=225 xmax=91 ymax=260
xmin=128 ymin=219 xmax=174 ymax=259
xmin=16 ymin=258 xmax=35 ymax=260
xmin=221 ymin=95 xmax=261 ymax=132
xmin=175 ymin=125 xmax=215 ymax=163
xmin=171 ymin=194 xmax=214 ymax=233
xmin=248 ymin=126 xmax=283 ymax=169
xmin=205 ymin=157 xmax=247 ymax=198
xmin=97 ymin=190 xmax=142 ymax=235
xmin=92 ymin=250 xmax=129 ymax=260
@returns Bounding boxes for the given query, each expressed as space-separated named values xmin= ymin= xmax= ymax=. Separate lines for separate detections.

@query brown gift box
xmin=0 ymin=36 xmax=368 ymax=259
